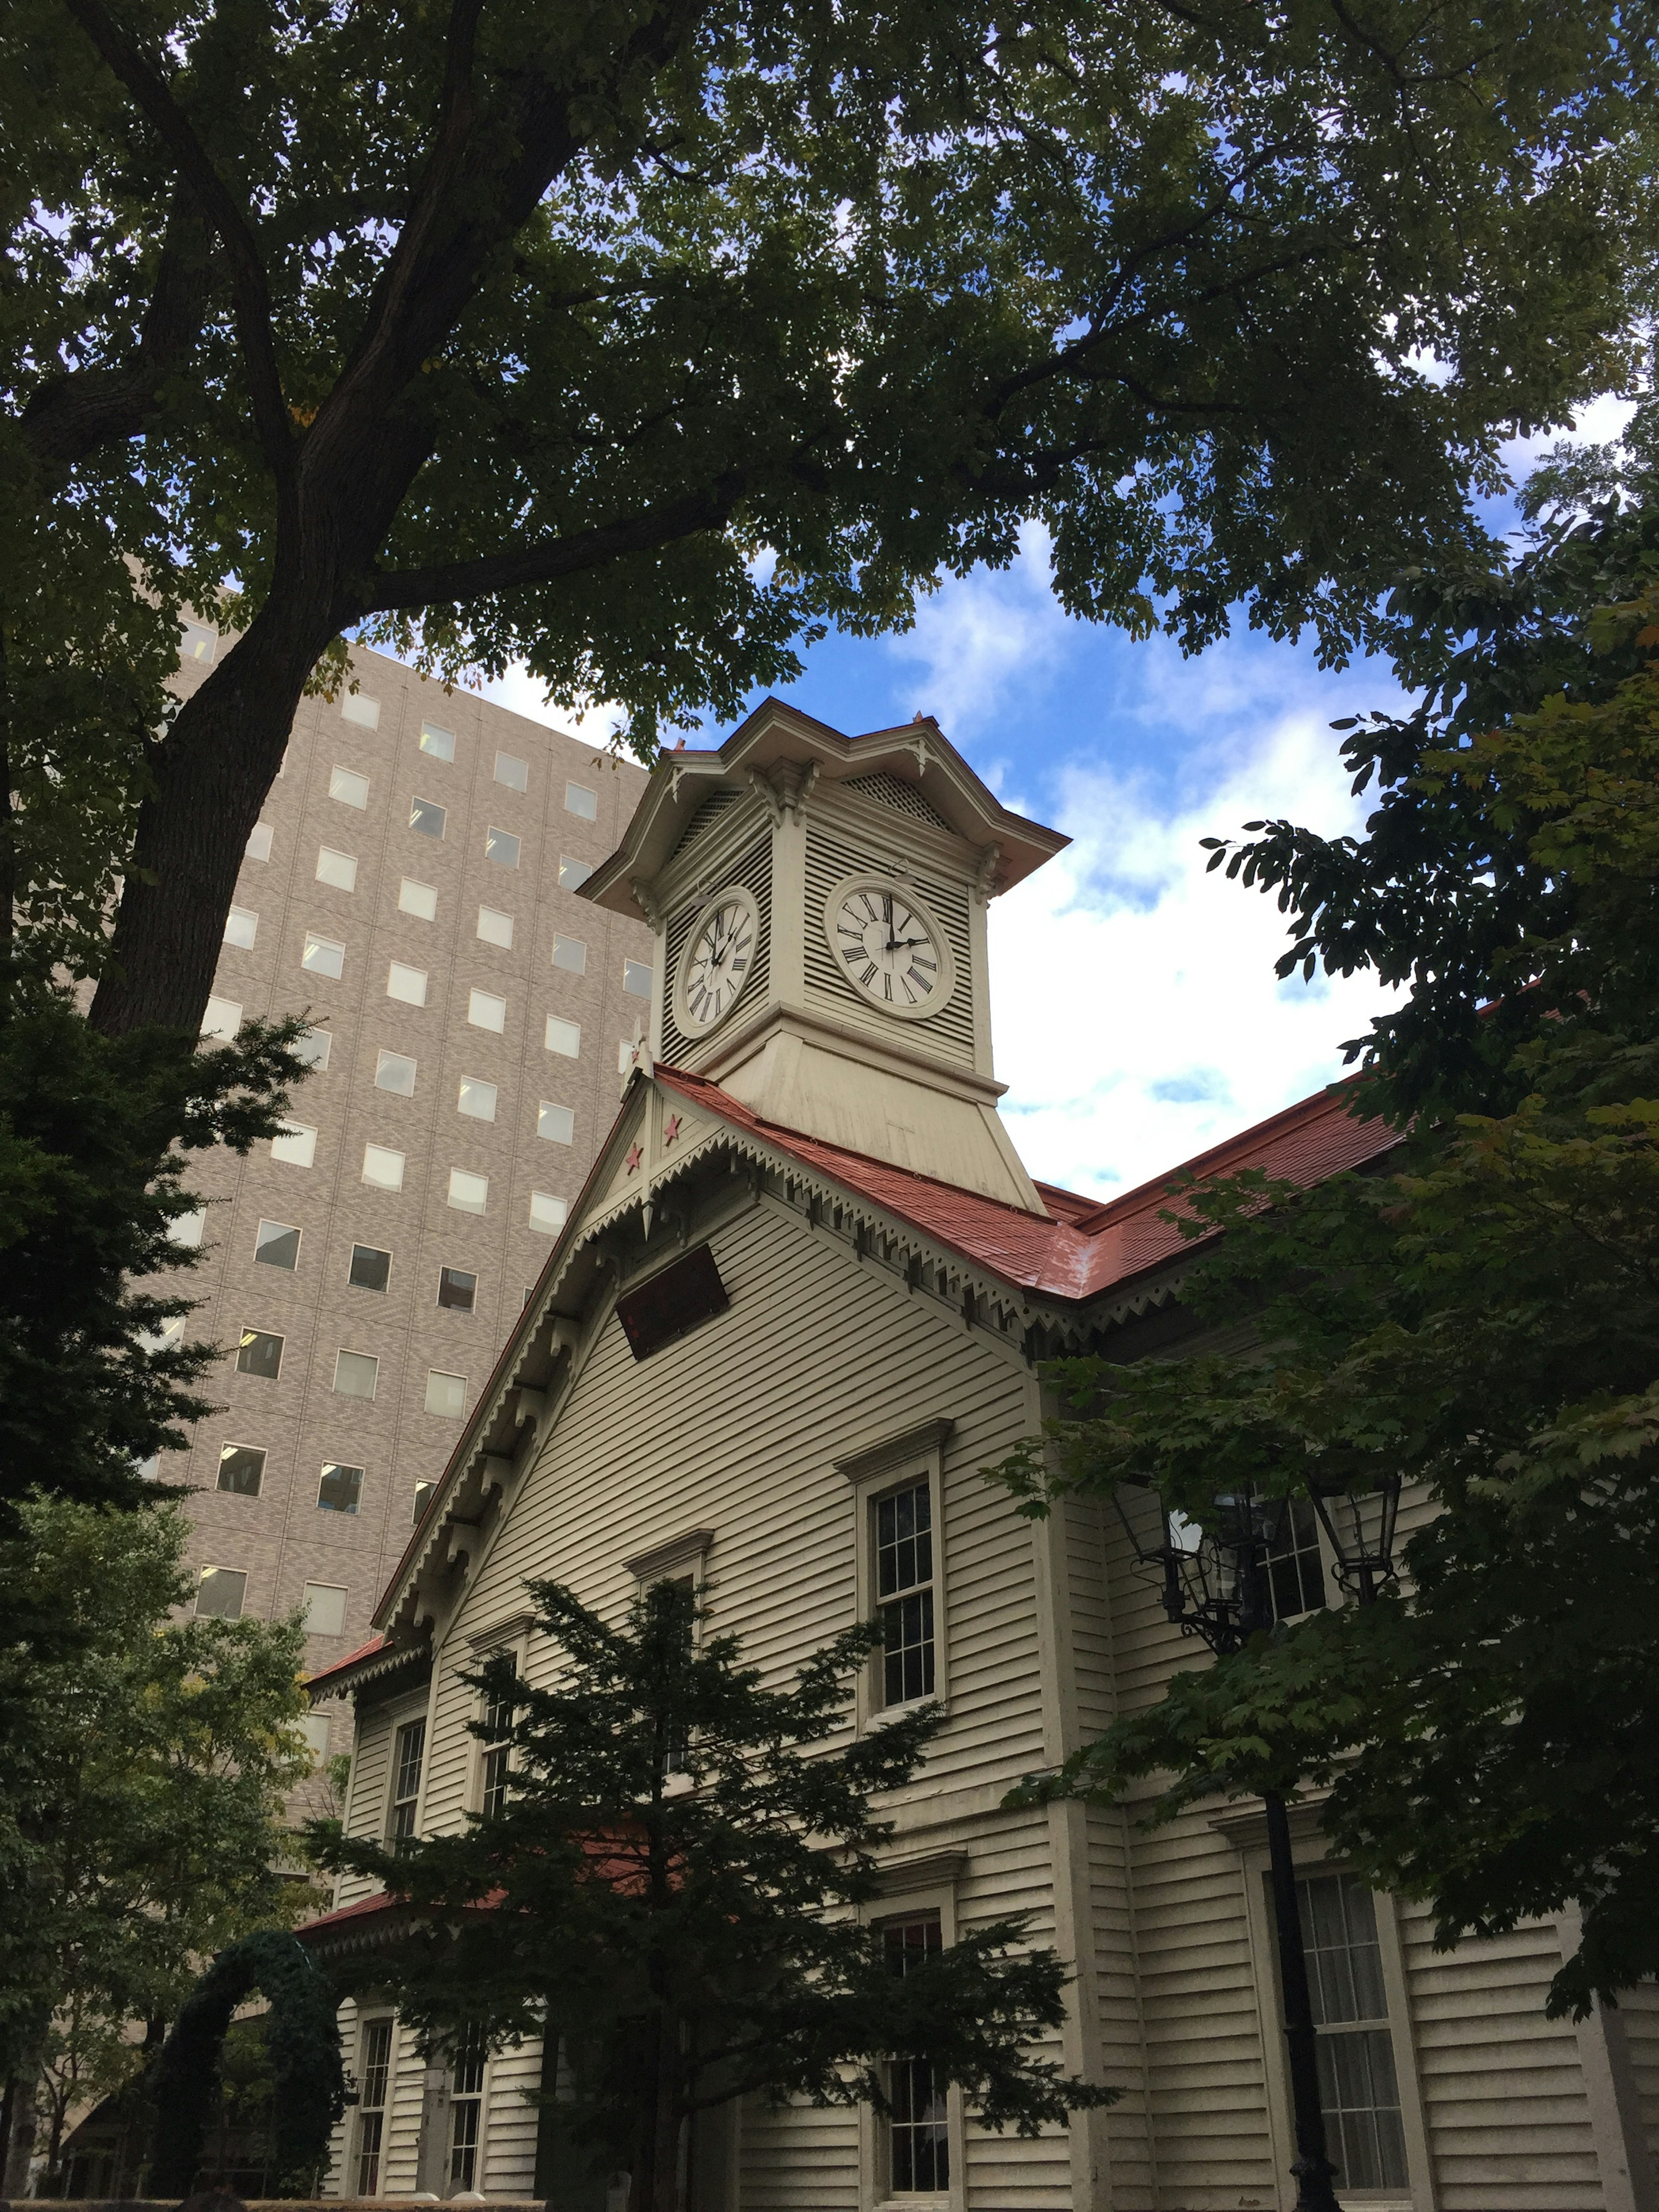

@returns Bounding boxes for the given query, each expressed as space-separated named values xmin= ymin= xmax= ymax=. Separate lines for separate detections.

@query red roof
xmin=296 ymin=1891 xmax=405 ymax=1939
xmin=657 ymin=1065 xmax=1400 ymax=1306
xmin=306 ymin=1633 xmax=387 ymax=1690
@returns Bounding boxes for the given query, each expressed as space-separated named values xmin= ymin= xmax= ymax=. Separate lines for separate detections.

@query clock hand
xmin=885 ymin=934 xmax=931 ymax=952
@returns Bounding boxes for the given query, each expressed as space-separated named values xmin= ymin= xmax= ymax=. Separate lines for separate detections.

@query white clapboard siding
xmin=739 ymin=2096 xmax=861 ymax=2211
xmin=483 ymin=2035 xmax=543 ymax=2196
xmin=319 ymin=1999 xmax=356 ymax=2196
xmin=384 ymin=2019 xmax=430 ymax=2194
xmin=1086 ymin=1805 xmax=1157 ymax=2206
xmin=1621 ymin=1979 xmax=1659 ymax=2169
xmin=1398 ymin=1898 xmax=1601 ymax=2209
xmin=334 ymin=1703 xmax=394 ymax=1907
xmin=428 ymin=1199 xmax=1049 ymax=1845
xmin=1128 ymin=1814 xmax=1280 ymax=2205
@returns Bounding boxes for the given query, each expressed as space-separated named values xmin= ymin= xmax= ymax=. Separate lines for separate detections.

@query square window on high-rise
xmin=329 ymin=764 xmax=370 ymax=807
xmin=486 ymin=826 xmax=521 ymax=869
xmin=302 ymin=933 xmax=346 ymax=979
xmin=181 ymin=620 xmax=216 ymax=663
xmin=293 ymin=1026 xmax=332 ymax=1070
xmin=303 ymin=1580 xmax=348 ymax=1635
xmin=425 ymin=1370 xmax=467 ymax=1418
xmin=333 ymin=1349 xmax=379 ymax=1399
xmin=168 ymin=1207 xmax=207 ymax=1249
xmin=317 ymin=1462 xmax=365 ymax=1515
xmin=341 ymin=691 xmax=379 ymax=729
xmin=202 ymin=995 xmax=243 ymax=1040
xmin=375 ymin=1050 xmax=417 ymax=1096
xmin=399 ymin=878 xmax=438 ymax=921
xmin=410 ymin=795 xmax=447 ymax=839
xmin=362 ymin=1144 xmax=405 ymax=1192
xmin=495 ymin=751 xmax=529 ymax=792
xmin=217 ymin=1443 xmax=266 ymax=1497
xmin=350 ymin=1244 xmax=392 ymax=1292
xmin=545 ymin=1015 xmax=580 ymax=1058
xmin=223 ymin=906 xmax=258 ymax=949
xmin=564 ymin=780 xmax=597 ymax=820
xmin=419 ymin=721 xmax=455 ymax=762
xmin=387 ymin=961 xmax=428 ymax=1006
xmin=552 ymin=935 xmax=586 ymax=975
xmin=196 ymin=1566 xmax=247 ymax=1619
xmin=528 ymin=1190 xmax=568 ymax=1236
xmin=557 ymin=855 xmax=590 ymax=890
xmin=254 ymin=1219 xmax=302 ymax=1271
xmin=457 ymin=1077 xmax=498 ymax=1122
xmin=437 ymin=1265 xmax=477 ymax=1312
xmin=477 ymin=906 xmax=514 ymax=949
xmin=623 ymin=959 xmax=652 ymax=998
xmin=270 ymin=1122 xmax=317 ymax=1168
xmin=317 ymin=846 xmax=358 ymax=891
xmin=448 ymin=1168 xmax=488 ymax=1216
xmin=237 ymin=1327 xmax=284 ymax=1377
xmin=537 ymin=1101 xmax=574 ymax=1146
xmin=468 ymin=989 xmax=506 ymax=1033
xmin=246 ymin=822 xmax=274 ymax=862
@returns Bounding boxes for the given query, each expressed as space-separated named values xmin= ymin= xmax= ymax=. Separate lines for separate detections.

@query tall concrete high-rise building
xmin=159 ymin=632 xmax=652 ymax=1702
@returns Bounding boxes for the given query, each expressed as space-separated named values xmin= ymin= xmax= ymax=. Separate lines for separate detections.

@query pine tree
xmin=314 ymin=1580 xmax=1112 ymax=2212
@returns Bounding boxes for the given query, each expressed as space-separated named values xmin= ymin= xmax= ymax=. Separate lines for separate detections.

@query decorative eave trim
xmin=834 ymin=1418 xmax=955 ymax=1486
xmin=306 ymin=1637 xmax=431 ymax=1705
xmin=626 ymin=1528 xmax=716 ymax=1582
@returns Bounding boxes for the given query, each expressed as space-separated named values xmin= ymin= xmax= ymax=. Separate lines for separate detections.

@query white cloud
xmin=884 ymin=523 xmax=1072 ymax=739
xmin=989 ymin=663 xmax=1403 ymax=1199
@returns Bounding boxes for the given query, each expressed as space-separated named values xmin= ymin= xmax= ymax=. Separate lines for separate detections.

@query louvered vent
xmin=659 ymin=836 xmax=773 ymax=1067
xmin=843 ymin=772 xmax=951 ymax=830
xmin=804 ymin=827 xmax=975 ymax=1065
xmin=671 ymin=788 xmax=741 ymax=861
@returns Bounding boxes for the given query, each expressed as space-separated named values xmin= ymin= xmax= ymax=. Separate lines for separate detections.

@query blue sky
xmin=484 ymin=399 xmax=1632 ymax=1201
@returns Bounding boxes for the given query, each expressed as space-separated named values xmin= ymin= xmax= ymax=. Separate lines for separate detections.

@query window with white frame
xmin=388 ymin=1717 xmax=425 ymax=1845
xmin=1297 ymin=1873 xmax=1410 ymax=2192
xmin=875 ymin=1480 xmax=935 ymax=1706
xmin=1267 ymin=1497 xmax=1330 ymax=1621
xmin=882 ymin=1915 xmax=949 ymax=2194
xmin=448 ymin=2028 xmax=487 ymax=2189
xmin=354 ymin=2016 xmax=394 ymax=2195
xmin=478 ymin=1655 xmax=517 ymax=1816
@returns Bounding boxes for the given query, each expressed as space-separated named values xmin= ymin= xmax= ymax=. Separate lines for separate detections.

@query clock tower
xmin=581 ymin=699 xmax=1068 ymax=1213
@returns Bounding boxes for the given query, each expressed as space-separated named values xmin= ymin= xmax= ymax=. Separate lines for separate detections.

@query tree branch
xmin=57 ymin=0 xmax=295 ymax=494
xmin=20 ymin=192 xmax=213 ymax=466
xmin=352 ymin=473 xmax=749 ymax=613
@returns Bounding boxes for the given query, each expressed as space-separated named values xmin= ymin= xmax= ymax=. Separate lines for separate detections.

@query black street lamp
xmin=1112 ymin=1476 xmax=1399 ymax=2212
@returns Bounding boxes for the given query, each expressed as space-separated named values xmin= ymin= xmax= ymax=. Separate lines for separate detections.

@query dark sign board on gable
xmin=615 ymin=1244 xmax=730 ymax=1361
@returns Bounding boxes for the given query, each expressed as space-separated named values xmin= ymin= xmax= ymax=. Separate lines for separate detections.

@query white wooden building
xmin=303 ymin=700 xmax=1659 ymax=2212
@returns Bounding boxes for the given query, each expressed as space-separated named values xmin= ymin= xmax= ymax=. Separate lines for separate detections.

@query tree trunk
xmin=88 ymin=587 xmax=340 ymax=1038
xmin=628 ymin=2011 xmax=685 ymax=2212
xmin=1 ymin=2071 xmax=39 ymax=2198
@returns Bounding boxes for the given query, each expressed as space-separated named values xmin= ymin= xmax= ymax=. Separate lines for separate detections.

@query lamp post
xmin=1112 ymin=1476 xmax=1401 ymax=2212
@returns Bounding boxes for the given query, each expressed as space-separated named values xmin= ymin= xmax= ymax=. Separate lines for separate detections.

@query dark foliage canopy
xmin=3 ymin=0 xmax=1648 ymax=1031
xmin=147 ymin=1929 xmax=345 ymax=2196
xmin=0 ymin=992 xmax=310 ymax=1516
xmin=992 ymin=442 xmax=1659 ymax=2017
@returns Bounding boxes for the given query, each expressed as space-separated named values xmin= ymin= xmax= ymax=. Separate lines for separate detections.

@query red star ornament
xmin=663 ymin=1114 xmax=682 ymax=1146
xmin=624 ymin=1143 xmax=643 ymax=1174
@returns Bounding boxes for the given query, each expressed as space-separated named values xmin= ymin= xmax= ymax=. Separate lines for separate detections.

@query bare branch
xmin=57 ymin=0 xmax=295 ymax=493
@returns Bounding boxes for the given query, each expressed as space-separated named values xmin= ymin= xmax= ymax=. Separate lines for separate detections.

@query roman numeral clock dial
xmin=824 ymin=874 xmax=957 ymax=1021
xmin=674 ymin=887 xmax=762 ymax=1038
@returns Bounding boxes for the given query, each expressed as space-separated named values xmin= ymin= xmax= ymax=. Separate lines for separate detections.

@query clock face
xmin=825 ymin=876 xmax=955 ymax=1018
xmin=675 ymin=888 xmax=760 ymax=1037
